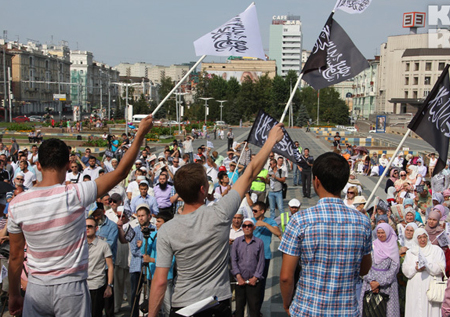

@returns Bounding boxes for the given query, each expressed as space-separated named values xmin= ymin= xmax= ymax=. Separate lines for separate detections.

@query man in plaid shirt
xmin=279 ymin=152 xmax=372 ymax=317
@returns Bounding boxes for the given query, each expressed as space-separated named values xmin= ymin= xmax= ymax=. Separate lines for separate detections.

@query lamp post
xmin=216 ymin=100 xmax=227 ymax=122
xmin=175 ymin=90 xmax=187 ymax=133
xmin=199 ymin=97 xmax=214 ymax=124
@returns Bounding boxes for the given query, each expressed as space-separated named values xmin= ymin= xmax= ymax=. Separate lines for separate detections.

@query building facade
xmin=377 ymin=33 xmax=450 ymax=114
xmin=269 ymin=15 xmax=302 ymax=77
xmin=352 ymin=58 xmax=379 ymax=118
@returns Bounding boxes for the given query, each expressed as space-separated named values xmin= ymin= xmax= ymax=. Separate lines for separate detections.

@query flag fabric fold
xmin=301 ymin=13 xmax=369 ymax=90
xmin=193 ymin=3 xmax=266 ymax=60
xmin=408 ymin=65 xmax=450 ymax=176
xmin=334 ymin=0 xmax=372 ymax=14
xmin=247 ymin=110 xmax=302 ymax=165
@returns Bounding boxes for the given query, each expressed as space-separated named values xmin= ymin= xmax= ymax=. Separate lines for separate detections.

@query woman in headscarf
xmin=395 ymin=171 xmax=410 ymax=192
xmin=433 ymin=204 xmax=449 ymax=224
xmin=386 ymin=168 xmax=399 ymax=193
xmin=397 ymin=207 xmax=424 ymax=242
xmin=399 ymin=223 xmax=419 ymax=256
xmin=403 ymin=198 xmax=424 ymax=224
xmin=418 ymin=185 xmax=433 ymax=223
xmin=406 ymin=165 xmax=422 ymax=186
xmin=403 ymin=228 xmax=446 ymax=316
xmin=426 ymin=192 xmax=445 ymax=219
xmin=379 ymin=153 xmax=389 ymax=174
xmin=359 ymin=223 xmax=400 ymax=317
xmin=425 ymin=209 xmax=445 ymax=246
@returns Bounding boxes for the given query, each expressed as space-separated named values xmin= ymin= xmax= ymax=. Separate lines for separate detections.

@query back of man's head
xmin=38 ymin=138 xmax=69 ymax=171
xmin=174 ymin=163 xmax=207 ymax=204
xmin=312 ymin=152 xmax=349 ymax=196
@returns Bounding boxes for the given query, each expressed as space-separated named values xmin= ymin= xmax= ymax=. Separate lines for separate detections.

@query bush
xmin=82 ymin=138 xmax=109 ymax=147
xmin=7 ymin=123 xmax=34 ymax=132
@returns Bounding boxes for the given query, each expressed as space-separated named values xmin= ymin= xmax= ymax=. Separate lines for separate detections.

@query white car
xmin=346 ymin=127 xmax=357 ymax=132
xmin=369 ymin=130 xmax=376 ymax=133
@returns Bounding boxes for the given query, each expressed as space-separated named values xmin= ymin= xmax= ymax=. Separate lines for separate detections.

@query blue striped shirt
xmin=279 ymin=197 xmax=372 ymax=317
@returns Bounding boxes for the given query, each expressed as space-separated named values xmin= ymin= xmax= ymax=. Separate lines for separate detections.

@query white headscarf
xmin=404 ymin=223 xmax=418 ymax=250
xmin=410 ymin=228 xmax=433 ymax=256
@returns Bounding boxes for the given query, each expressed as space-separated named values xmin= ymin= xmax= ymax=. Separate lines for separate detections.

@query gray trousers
xmin=23 ymin=280 xmax=91 ymax=317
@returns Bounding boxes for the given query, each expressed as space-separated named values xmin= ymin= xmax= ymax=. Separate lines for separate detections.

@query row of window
xmin=405 ymin=76 xmax=431 ymax=85
xmin=405 ymin=61 xmax=446 ymax=72
xmin=404 ymin=90 xmax=430 ymax=99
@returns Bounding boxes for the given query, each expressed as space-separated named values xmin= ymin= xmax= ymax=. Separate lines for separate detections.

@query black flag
xmin=302 ymin=13 xmax=369 ymax=90
xmin=247 ymin=110 xmax=302 ymax=164
xmin=408 ymin=65 xmax=450 ymax=176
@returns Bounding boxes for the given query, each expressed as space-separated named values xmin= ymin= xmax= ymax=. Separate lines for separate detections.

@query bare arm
xmin=148 ymin=267 xmax=170 ymax=317
xmin=8 ymin=232 xmax=25 ymax=316
xmin=232 ymin=124 xmax=284 ymax=199
xmin=76 ymin=156 xmax=86 ymax=170
xmin=280 ymin=253 xmax=300 ymax=315
xmin=95 ymin=115 xmax=153 ymax=198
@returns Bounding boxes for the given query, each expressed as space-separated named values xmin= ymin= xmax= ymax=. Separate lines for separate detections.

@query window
xmin=405 ymin=77 xmax=409 ymax=85
xmin=425 ymin=62 xmax=432 ymax=71
xmin=414 ymin=63 xmax=419 ymax=71
xmin=424 ymin=90 xmax=430 ymax=97
xmin=413 ymin=91 xmax=418 ymax=98
xmin=413 ymin=77 xmax=418 ymax=85
xmin=405 ymin=91 xmax=409 ymax=98
xmin=405 ymin=63 xmax=410 ymax=71
xmin=424 ymin=77 xmax=431 ymax=85
xmin=439 ymin=62 xmax=445 ymax=71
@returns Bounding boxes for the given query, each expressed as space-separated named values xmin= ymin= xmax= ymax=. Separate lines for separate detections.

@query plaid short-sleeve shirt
xmin=279 ymin=197 xmax=372 ymax=317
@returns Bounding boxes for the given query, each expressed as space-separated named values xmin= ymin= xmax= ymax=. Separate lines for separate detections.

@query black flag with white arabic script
xmin=302 ymin=13 xmax=369 ymax=90
xmin=408 ymin=64 xmax=450 ymax=176
xmin=247 ymin=109 xmax=302 ymax=165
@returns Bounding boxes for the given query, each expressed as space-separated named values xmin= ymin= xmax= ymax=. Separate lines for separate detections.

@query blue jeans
xmin=293 ymin=165 xmax=302 ymax=186
xmin=268 ymin=190 xmax=284 ymax=219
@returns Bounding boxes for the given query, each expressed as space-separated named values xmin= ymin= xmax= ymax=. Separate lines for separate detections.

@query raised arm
xmin=95 ymin=115 xmax=153 ymax=198
xmin=232 ymin=124 xmax=284 ymax=199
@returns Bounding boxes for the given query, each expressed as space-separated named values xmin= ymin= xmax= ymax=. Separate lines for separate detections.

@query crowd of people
xmin=4 ymin=114 xmax=450 ymax=317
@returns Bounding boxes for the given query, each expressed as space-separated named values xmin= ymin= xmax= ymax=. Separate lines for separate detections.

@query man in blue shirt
xmin=130 ymin=180 xmax=159 ymax=215
xmin=279 ymin=152 xmax=372 ymax=317
xmin=251 ymin=201 xmax=281 ymax=310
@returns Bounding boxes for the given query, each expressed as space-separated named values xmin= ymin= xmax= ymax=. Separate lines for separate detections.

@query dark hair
xmin=83 ymin=175 xmax=92 ymax=180
xmin=89 ymin=156 xmax=96 ymax=161
xmin=38 ymin=138 xmax=70 ymax=171
xmin=312 ymin=152 xmax=349 ymax=195
xmin=155 ymin=211 xmax=173 ymax=223
xmin=137 ymin=206 xmax=150 ymax=215
xmin=218 ymin=171 xmax=228 ymax=180
xmin=174 ymin=163 xmax=207 ymax=204
xmin=86 ymin=217 xmax=98 ymax=227
xmin=253 ymin=201 xmax=267 ymax=212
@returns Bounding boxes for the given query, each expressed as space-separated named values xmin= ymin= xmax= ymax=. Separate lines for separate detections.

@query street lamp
xmin=199 ymin=97 xmax=214 ymax=124
xmin=216 ymin=100 xmax=227 ymax=122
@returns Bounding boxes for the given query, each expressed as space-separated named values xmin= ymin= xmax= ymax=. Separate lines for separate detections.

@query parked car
xmin=346 ymin=126 xmax=357 ymax=132
xmin=12 ymin=115 xmax=30 ymax=123
xmin=215 ymin=121 xmax=228 ymax=128
xmin=29 ymin=115 xmax=43 ymax=122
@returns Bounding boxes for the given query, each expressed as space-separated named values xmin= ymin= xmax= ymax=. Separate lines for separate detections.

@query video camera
xmin=141 ymin=226 xmax=156 ymax=239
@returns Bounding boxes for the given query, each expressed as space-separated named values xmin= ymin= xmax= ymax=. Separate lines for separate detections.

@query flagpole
xmin=152 ymin=55 xmax=207 ymax=116
xmin=364 ymin=129 xmax=411 ymax=209
xmin=280 ymin=73 xmax=303 ymax=123
xmin=230 ymin=142 xmax=248 ymax=184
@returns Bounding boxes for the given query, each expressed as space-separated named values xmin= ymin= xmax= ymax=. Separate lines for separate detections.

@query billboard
xmin=376 ymin=115 xmax=386 ymax=133
xmin=207 ymin=71 xmax=263 ymax=83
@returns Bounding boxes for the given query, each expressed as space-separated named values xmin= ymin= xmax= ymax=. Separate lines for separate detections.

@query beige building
xmin=352 ymin=58 xmax=379 ymax=118
xmin=114 ymin=62 xmax=191 ymax=85
xmin=201 ymin=59 xmax=277 ymax=83
xmin=9 ymin=41 xmax=71 ymax=114
xmin=377 ymin=33 xmax=450 ymax=114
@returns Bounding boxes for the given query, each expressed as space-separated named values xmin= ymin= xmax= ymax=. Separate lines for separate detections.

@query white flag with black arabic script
xmin=193 ymin=3 xmax=266 ymax=60
xmin=334 ymin=0 xmax=372 ymax=14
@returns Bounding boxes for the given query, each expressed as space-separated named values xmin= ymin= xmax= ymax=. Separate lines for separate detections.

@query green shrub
xmin=82 ymin=138 xmax=108 ymax=147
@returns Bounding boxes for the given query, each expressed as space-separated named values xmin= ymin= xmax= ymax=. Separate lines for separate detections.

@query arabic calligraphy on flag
xmin=334 ymin=0 xmax=372 ymax=14
xmin=301 ymin=13 xmax=369 ymax=90
xmin=193 ymin=3 xmax=266 ymax=60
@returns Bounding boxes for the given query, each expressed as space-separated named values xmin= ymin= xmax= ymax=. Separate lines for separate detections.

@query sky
xmin=1 ymin=0 xmax=448 ymax=67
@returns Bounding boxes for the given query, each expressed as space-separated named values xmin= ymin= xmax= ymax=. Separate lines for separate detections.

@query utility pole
xmin=216 ymin=100 xmax=227 ymax=122
xmin=7 ymin=66 xmax=12 ymax=122
xmin=317 ymin=89 xmax=320 ymax=126
xmin=108 ymin=76 xmax=111 ymax=120
xmin=2 ymin=30 xmax=7 ymax=122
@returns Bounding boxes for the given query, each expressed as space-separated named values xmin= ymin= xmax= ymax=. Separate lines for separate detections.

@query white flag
xmin=334 ymin=0 xmax=372 ymax=14
xmin=194 ymin=3 xmax=266 ymax=60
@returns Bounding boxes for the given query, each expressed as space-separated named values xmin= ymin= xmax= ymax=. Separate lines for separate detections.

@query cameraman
xmin=121 ymin=203 xmax=155 ymax=317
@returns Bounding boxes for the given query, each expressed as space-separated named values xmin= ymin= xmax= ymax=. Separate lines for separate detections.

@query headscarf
xmin=411 ymin=228 xmax=433 ymax=256
xmin=404 ymin=222 xmax=419 ymax=250
xmin=432 ymin=192 xmax=444 ymax=204
xmin=433 ymin=204 xmax=448 ymax=221
xmin=443 ymin=188 xmax=450 ymax=198
xmin=387 ymin=187 xmax=396 ymax=200
xmin=425 ymin=209 xmax=444 ymax=245
xmin=404 ymin=207 xmax=415 ymax=222
xmin=389 ymin=168 xmax=399 ymax=183
xmin=403 ymin=198 xmax=414 ymax=207
xmin=408 ymin=165 xmax=419 ymax=180
xmin=348 ymin=171 xmax=362 ymax=187
xmin=376 ymin=214 xmax=389 ymax=224
xmin=373 ymin=223 xmax=400 ymax=265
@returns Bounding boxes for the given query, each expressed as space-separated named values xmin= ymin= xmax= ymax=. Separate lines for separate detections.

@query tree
xmin=155 ymin=75 xmax=175 ymax=119
xmin=295 ymin=103 xmax=310 ymax=127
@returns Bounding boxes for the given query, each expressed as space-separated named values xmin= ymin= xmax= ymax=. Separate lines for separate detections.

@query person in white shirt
xmin=427 ymin=153 xmax=438 ymax=178
xmin=19 ymin=161 xmax=36 ymax=188
xmin=392 ymin=154 xmax=404 ymax=169
xmin=417 ymin=159 xmax=427 ymax=178
xmin=82 ymin=156 xmax=102 ymax=181
xmin=66 ymin=162 xmax=82 ymax=184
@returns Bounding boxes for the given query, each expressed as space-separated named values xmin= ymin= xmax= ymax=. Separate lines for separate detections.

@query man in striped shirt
xmin=7 ymin=115 xmax=154 ymax=316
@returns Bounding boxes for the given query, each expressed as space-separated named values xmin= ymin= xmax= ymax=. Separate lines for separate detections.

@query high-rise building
xmin=269 ymin=15 xmax=302 ymax=77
